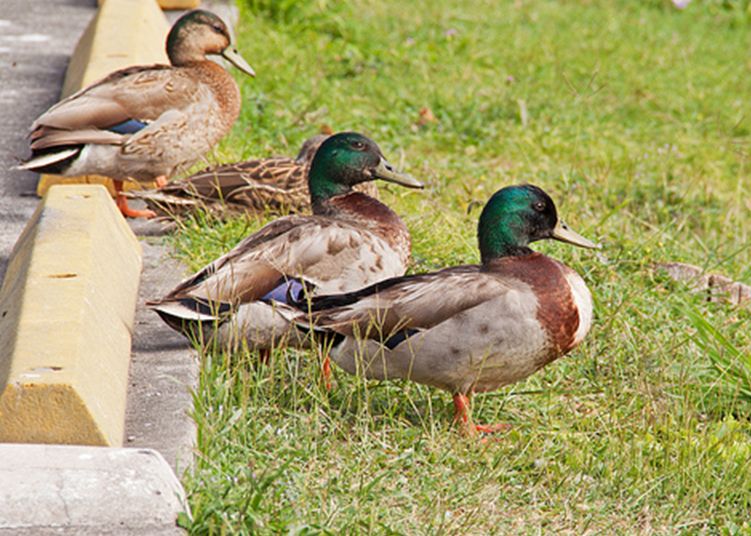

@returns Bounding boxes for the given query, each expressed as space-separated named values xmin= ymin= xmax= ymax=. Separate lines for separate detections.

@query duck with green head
xmin=149 ymin=132 xmax=423 ymax=365
xmin=288 ymin=184 xmax=597 ymax=435
xmin=16 ymin=10 xmax=255 ymax=219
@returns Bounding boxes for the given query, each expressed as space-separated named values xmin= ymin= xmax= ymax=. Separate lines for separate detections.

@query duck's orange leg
xmin=154 ymin=175 xmax=168 ymax=189
xmin=321 ymin=354 xmax=332 ymax=391
xmin=114 ymin=180 xmax=156 ymax=219
xmin=452 ymin=393 xmax=511 ymax=436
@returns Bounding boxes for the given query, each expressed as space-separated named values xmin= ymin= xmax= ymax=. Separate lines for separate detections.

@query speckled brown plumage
xmin=131 ymin=137 xmax=379 ymax=218
xmin=321 ymin=192 xmax=411 ymax=266
xmin=17 ymin=10 xmax=255 ymax=218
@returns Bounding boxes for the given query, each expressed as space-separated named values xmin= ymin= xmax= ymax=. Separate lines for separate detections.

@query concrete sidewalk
xmin=0 ymin=0 xmax=94 ymax=280
xmin=0 ymin=444 xmax=188 ymax=535
xmin=0 ymin=0 xmax=197 ymax=470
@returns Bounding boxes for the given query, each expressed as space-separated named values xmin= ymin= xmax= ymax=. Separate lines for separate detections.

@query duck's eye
xmin=351 ymin=140 xmax=366 ymax=151
xmin=212 ymin=23 xmax=224 ymax=34
xmin=533 ymin=201 xmax=546 ymax=212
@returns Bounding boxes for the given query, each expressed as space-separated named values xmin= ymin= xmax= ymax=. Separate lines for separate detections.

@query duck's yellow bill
xmin=222 ymin=47 xmax=256 ymax=77
xmin=552 ymin=220 xmax=599 ymax=249
xmin=372 ymin=157 xmax=424 ymax=189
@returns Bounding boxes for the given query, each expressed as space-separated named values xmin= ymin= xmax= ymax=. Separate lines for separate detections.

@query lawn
xmin=169 ymin=0 xmax=751 ymax=533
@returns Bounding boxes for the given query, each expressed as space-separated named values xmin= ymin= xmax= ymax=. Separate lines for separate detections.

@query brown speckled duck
xmin=129 ymin=135 xmax=379 ymax=218
xmin=16 ymin=10 xmax=255 ymax=219
xmin=287 ymin=185 xmax=597 ymax=435
xmin=148 ymin=132 xmax=423 ymax=372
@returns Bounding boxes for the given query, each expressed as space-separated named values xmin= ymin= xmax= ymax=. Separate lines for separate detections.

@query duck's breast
xmin=119 ymin=84 xmax=225 ymax=180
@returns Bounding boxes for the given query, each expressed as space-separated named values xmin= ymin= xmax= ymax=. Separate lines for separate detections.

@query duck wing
xmin=29 ymin=65 xmax=200 ymax=150
xmin=148 ymin=216 xmax=406 ymax=321
xmin=298 ymin=266 xmax=514 ymax=339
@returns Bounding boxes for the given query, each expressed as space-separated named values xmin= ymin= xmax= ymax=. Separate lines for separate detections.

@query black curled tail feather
xmin=288 ymin=273 xmax=415 ymax=313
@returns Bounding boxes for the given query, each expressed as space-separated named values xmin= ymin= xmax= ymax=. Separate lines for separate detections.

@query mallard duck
xmin=288 ymin=184 xmax=597 ymax=435
xmin=16 ymin=9 xmax=255 ymax=219
xmin=148 ymin=132 xmax=423 ymax=370
xmin=128 ymin=134 xmax=379 ymax=218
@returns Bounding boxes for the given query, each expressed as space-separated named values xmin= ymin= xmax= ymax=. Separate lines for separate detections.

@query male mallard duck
xmin=16 ymin=9 xmax=255 ymax=219
xmin=128 ymin=134 xmax=378 ymax=218
xmin=289 ymin=184 xmax=597 ymax=435
xmin=148 ymin=132 xmax=423 ymax=369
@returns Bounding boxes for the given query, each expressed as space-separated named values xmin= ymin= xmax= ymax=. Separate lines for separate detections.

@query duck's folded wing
xmin=148 ymin=217 xmax=404 ymax=320
xmin=149 ymin=216 xmax=306 ymax=309
xmin=29 ymin=66 xmax=199 ymax=148
xmin=29 ymin=127 xmax=124 ymax=150
xmin=298 ymin=266 xmax=514 ymax=339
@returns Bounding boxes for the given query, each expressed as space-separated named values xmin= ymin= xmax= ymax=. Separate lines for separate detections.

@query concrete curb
xmin=0 ymin=443 xmax=189 ymax=534
xmin=0 ymin=185 xmax=142 ymax=446
xmin=37 ymin=0 xmax=170 ymax=198
xmin=159 ymin=0 xmax=202 ymax=9
xmin=98 ymin=0 xmax=201 ymax=10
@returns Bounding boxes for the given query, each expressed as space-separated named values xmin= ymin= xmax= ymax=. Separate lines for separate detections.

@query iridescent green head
xmin=167 ymin=10 xmax=255 ymax=76
xmin=478 ymin=184 xmax=597 ymax=263
xmin=307 ymin=132 xmax=423 ymax=204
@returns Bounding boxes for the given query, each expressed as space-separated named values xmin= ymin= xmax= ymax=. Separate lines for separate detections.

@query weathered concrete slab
xmin=0 ymin=0 xmax=96 ymax=283
xmin=124 ymin=235 xmax=197 ymax=472
xmin=0 ymin=443 xmax=188 ymax=535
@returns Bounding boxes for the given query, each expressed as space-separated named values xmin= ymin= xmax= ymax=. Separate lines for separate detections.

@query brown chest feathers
xmin=488 ymin=253 xmax=581 ymax=362
xmin=320 ymin=192 xmax=412 ymax=262
xmin=185 ymin=61 xmax=241 ymax=129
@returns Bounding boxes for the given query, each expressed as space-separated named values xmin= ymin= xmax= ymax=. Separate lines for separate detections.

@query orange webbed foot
xmin=452 ymin=393 xmax=510 ymax=438
xmin=114 ymin=180 xmax=156 ymax=219
xmin=474 ymin=423 xmax=512 ymax=435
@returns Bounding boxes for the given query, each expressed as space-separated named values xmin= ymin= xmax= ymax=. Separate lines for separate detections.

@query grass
xmin=167 ymin=0 xmax=751 ymax=532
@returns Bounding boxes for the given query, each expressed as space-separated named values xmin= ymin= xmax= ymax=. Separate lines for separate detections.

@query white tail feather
xmin=14 ymin=147 xmax=80 ymax=171
xmin=149 ymin=302 xmax=218 ymax=322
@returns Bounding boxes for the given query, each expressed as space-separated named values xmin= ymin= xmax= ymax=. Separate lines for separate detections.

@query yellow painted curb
xmin=157 ymin=0 xmax=201 ymax=9
xmin=37 ymin=0 xmax=170 ymax=198
xmin=0 ymin=185 xmax=143 ymax=446
xmin=99 ymin=0 xmax=201 ymax=9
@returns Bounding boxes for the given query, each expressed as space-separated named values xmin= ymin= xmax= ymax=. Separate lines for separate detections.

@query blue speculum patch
xmin=263 ymin=279 xmax=305 ymax=304
xmin=108 ymin=119 xmax=148 ymax=134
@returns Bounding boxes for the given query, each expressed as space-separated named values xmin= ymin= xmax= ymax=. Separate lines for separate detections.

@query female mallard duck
xmin=148 ymin=132 xmax=423 ymax=368
xmin=16 ymin=9 xmax=255 ymax=219
xmin=288 ymin=184 xmax=597 ymax=435
xmin=129 ymin=134 xmax=378 ymax=218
